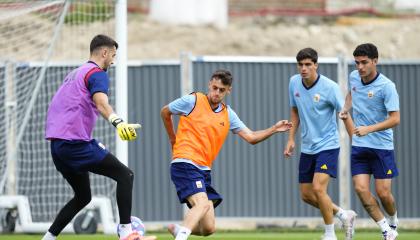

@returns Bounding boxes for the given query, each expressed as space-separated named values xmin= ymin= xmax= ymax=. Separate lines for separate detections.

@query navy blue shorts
xmin=351 ymin=146 xmax=398 ymax=179
xmin=299 ymin=148 xmax=339 ymax=183
xmin=50 ymin=139 xmax=109 ymax=174
xmin=170 ymin=162 xmax=222 ymax=208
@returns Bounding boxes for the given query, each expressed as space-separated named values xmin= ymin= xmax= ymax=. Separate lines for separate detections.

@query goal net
xmin=0 ymin=0 xmax=118 ymax=224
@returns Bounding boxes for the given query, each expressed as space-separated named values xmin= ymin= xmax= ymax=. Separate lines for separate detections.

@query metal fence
xmin=1 ymin=56 xmax=419 ymax=225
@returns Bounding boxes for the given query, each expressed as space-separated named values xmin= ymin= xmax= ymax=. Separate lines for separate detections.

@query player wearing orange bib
xmin=161 ymin=69 xmax=292 ymax=240
xmin=172 ymin=91 xmax=229 ymax=168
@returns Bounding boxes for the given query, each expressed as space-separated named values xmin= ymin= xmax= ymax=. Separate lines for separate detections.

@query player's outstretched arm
xmin=93 ymin=92 xmax=141 ymax=141
xmin=354 ymin=111 xmax=400 ymax=137
xmin=237 ymin=120 xmax=292 ymax=145
xmin=160 ymin=105 xmax=177 ymax=148
xmin=284 ymin=107 xmax=299 ymax=158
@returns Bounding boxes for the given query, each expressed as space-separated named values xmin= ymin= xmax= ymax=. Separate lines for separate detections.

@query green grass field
xmin=1 ymin=230 xmax=420 ymax=240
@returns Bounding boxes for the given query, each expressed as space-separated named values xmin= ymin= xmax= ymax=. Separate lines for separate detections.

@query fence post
xmin=337 ymin=55 xmax=351 ymax=210
xmin=179 ymin=52 xmax=193 ymax=215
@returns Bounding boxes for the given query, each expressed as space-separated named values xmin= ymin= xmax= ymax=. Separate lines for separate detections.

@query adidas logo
xmin=219 ymin=122 xmax=225 ymax=126
xmin=387 ymin=169 xmax=392 ymax=175
xmin=321 ymin=164 xmax=328 ymax=170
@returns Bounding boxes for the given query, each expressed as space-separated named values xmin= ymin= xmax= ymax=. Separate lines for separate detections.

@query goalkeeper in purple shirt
xmin=43 ymin=35 xmax=155 ymax=240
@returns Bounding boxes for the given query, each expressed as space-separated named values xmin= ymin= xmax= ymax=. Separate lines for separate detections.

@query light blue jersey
xmin=169 ymin=93 xmax=246 ymax=133
xmin=349 ymin=70 xmax=399 ymax=150
xmin=289 ymin=74 xmax=344 ymax=154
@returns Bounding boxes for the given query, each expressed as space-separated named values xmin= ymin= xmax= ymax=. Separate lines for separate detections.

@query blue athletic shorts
xmin=170 ymin=162 xmax=223 ymax=208
xmin=50 ymin=139 xmax=109 ymax=174
xmin=351 ymin=146 xmax=398 ymax=179
xmin=299 ymin=148 xmax=339 ymax=183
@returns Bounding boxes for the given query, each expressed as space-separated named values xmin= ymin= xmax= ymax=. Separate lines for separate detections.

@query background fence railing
xmin=1 ymin=56 xmax=419 ymax=225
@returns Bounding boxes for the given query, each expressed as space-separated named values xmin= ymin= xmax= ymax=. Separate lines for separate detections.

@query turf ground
xmin=1 ymin=230 xmax=420 ymax=240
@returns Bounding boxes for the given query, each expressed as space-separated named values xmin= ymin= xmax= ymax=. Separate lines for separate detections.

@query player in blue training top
xmin=284 ymin=48 xmax=356 ymax=240
xmin=340 ymin=43 xmax=400 ymax=240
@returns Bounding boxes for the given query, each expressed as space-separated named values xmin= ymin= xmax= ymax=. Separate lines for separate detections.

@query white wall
xmin=149 ymin=0 xmax=227 ymax=29
xmin=395 ymin=0 xmax=420 ymax=11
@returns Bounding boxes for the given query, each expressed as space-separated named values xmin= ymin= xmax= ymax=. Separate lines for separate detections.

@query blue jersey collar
xmin=361 ymin=72 xmax=380 ymax=85
xmin=302 ymin=74 xmax=320 ymax=90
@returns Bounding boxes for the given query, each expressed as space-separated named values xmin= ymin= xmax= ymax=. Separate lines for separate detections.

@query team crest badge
xmin=368 ymin=91 xmax=374 ymax=98
xmin=313 ymin=94 xmax=320 ymax=102
xmin=295 ymin=92 xmax=300 ymax=97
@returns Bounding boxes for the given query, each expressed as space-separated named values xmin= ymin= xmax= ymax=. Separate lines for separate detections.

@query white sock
xmin=175 ymin=226 xmax=192 ymax=240
xmin=41 ymin=231 xmax=56 ymax=240
xmin=335 ymin=207 xmax=348 ymax=222
xmin=324 ymin=223 xmax=335 ymax=236
xmin=169 ymin=223 xmax=181 ymax=237
xmin=377 ymin=218 xmax=392 ymax=233
xmin=389 ymin=211 xmax=398 ymax=226
xmin=119 ymin=223 xmax=133 ymax=238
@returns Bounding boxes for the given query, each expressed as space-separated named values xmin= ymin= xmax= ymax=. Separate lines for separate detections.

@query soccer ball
xmin=130 ymin=216 xmax=146 ymax=236
xmin=117 ymin=216 xmax=146 ymax=236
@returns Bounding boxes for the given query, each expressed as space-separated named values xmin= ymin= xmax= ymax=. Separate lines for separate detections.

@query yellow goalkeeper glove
xmin=108 ymin=113 xmax=142 ymax=141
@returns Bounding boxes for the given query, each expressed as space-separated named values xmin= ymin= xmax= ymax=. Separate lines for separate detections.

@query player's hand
xmin=284 ymin=140 xmax=295 ymax=158
xmin=274 ymin=120 xmax=293 ymax=132
xmin=338 ymin=110 xmax=349 ymax=120
xmin=354 ymin=126 xmax=371 ymax=137
xmin=116 ymin=122 xmax=142 ymax=141
xmin=109 ymin=113 xmax=142 ymax=141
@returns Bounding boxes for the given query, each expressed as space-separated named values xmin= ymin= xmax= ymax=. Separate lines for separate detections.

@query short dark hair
xmin=90 ymin=34 xmax=118 ymax=53
xmin=296 ymin=48 xmax=318 ymax=63
xmin=211 ymin=69 xmax=233 ymax=86
xmin=353 ymin=43 xmax=378 ymax=59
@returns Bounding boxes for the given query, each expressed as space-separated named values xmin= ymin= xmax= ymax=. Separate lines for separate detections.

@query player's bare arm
xmin=237 ymin=120 xmax=292 ymax=145
xmin=92 ymin=92 xmax=114 ymax=119
xmin=339 ymin=92 xmax=352 ymax=120
xmin=342 ymin=113 xmax=354 ymax=137
xmin=354 ymin=111 xmax=400 ymax=137
xmin=284 ymin=107 xmax=300 ymax=157
xmin=161 ymin=105 xmax=177 ymax=148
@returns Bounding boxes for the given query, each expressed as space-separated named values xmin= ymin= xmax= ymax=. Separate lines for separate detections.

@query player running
xmin=284 ymin=48 xmax=357 ymax=240
xmin=340 ymin=43 xmax=400 ymax=240
xmin=161 ymin=69 xmax=292 ymax=240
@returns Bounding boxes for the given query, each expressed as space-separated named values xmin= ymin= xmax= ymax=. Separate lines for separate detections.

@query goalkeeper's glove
xmin=108 ymin=113 xmax=142 ymax=141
